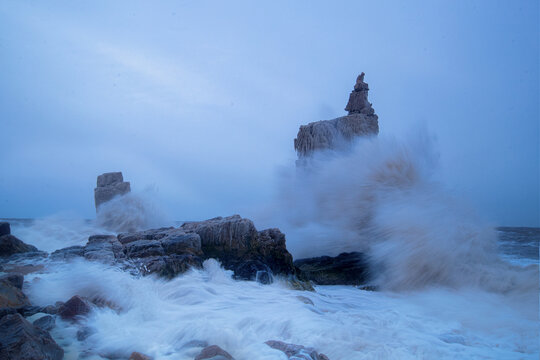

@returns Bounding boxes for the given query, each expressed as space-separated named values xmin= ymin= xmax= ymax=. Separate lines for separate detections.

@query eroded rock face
xmin=294 ymin=252 xmax=369 ymax=285
xmin=294 ymin=73 xmax=378 ymax=159
xmin=94 ymin=171 xmax=131 ymax=210
xmin=265 ymin=340 xmax=329 ymax=360
xmin=181 ymin=215 xmax=295 ymax=279
xmin=0 ymin=313 xmax=64 ymax=360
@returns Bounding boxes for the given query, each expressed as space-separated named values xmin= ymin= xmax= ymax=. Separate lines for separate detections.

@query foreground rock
xmin=182 ymin=215 xmax=295 ymax=281
xmin=0 ymin=275 xmax=30 ymax=309
xmin=94 ymin=171 xmax=131 ymax=210
xmin=57 ymin=295 xmax=91 ymax=320
xmin=294 ymin=73 xmax=378 ymax=160
xmin=0 ymin=222 xmax=38 ymax=257
xmin=294 ymin=252 xmax=369 ymax=285
xmin=265 ymin=340 xmax=329 ymax=360
xmin=0 ymin=313 xmax=64 ymax=360
xmin=194 ymin=345 xmax=234 ymax=360
xmin=52 ymin=215 xmax=296 ymax=282
xmin=129 ymin=352 xmax=153 ymax=360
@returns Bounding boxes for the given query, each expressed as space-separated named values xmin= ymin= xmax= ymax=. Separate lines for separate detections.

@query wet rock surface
xmin=33 ymin=315 xmax=56 ymax=332
xmin=0 ymin=234 xmax=38 ymax=257
xmin=0 ymin=276 xmax=30 ymax=309
xmin=0 ymin=313 xmax=64 ymax=360
xmin=294 ymin=252 xmax=369 ymax=285
xmin=194 ymin=345 xmax=234 ymax=360
xmin=182 ymin=215 xmax=295 ymax=279
xmin=265 ymin=340 xmax=329 ymax=360
xmin=57 ymin=295 xmax=91 ymax=320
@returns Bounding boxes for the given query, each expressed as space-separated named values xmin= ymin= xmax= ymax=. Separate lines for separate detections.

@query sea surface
xmin=1 ymin=218 xmax=539 ymax=360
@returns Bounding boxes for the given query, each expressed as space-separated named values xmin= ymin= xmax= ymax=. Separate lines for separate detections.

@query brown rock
xmin=194 ymin=345 xmax=234 ymax=360
xmin=57 ymin=295 xmax=91 ymax=320
xmin=265 ymin=340 xmax=329 ymax=360
xmin=129 ymin=351 xmax=152 ymax=360
xmin=0 ymin=278 xmax=30 ymax=309
xmin=94 ymin=171 xmax=131 ymax=210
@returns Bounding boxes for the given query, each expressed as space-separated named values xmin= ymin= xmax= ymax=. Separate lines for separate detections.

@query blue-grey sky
xmin=0 ymin=1 xmax=538 ymax=226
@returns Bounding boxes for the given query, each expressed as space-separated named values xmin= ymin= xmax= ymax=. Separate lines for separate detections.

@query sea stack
xmin=94 ymin=172 xmax=131 ymax=211
xmin=294 ymin=73 xmax=379 ymax=159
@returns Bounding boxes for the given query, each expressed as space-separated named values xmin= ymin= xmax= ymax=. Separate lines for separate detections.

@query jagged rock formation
xmin=51 ymin=215 xmax=295 ymax=282
xmin=94 ymin=172 xmax=131 ymax=210
xmin=294 ymin=73 xmax=378 ymax=158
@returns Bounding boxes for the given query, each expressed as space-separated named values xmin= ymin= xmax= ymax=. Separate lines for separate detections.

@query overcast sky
xmin=0 ymin=1 xmax=538 ymax=226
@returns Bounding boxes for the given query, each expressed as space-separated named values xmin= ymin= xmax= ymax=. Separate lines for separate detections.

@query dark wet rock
xmin=265 ymin=340 xmax=329 ymax=360
xmin=233 ymin=260 xmax=273 ymax=284
xmin=294 ymin=252 xmax=369 ymax=285
xmin=0 ymin=313 xmax=64 ymax=360
xmin=134 ymin=254 xmax=203 ymax=278
xmin=129 ymin=352 xmax=153 ymax=360
xmin=57 ymin=295 xmax=91 ymax=320
xmin=76 ymin=326 xmax=96 ymax=341
xmin=0 ymin=222 xmax=10 ymax=236
xmin=33 ymin=315 xmax=55 ymax=332
xmin=161 ymin=232 xmax=202 ymax=255
xmin=1 ymin=272 xmax=24 ymax=290
xmin=0 ymin=307 xmax=17 ymax=318
xmin=125 ymin=240 xmax=164 ymax=258
xmin=181 ymin=215 xmax=295 ymax=279
xmin=0 ymin=277 xmax=30 ymax=309
xmin=194 ymin=345 xmax=234 ymax=360
xmin=94 ymin=171 xmax=131 ymax=210
xmin=0 ymin=234 xmax=38 ymax=257
xmin=18 ymin=306 xmax=44 ymax=317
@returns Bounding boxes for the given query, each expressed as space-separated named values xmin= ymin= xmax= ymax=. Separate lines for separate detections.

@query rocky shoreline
xmin=0 ymin=216 xmax=369 ymax=360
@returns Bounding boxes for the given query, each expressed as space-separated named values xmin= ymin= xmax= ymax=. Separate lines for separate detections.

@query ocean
xmin=2 ymin=218 xmax=538 ymax=360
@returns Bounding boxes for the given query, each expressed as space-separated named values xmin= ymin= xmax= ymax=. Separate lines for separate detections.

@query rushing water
xmin=2 ymin=218 xmax=538 ymax=360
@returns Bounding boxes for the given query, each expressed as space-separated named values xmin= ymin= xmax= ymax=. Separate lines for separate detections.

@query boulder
xmin=94 ymin=171 xmax=131 ymax=210
xmin=0 ymin=234 xmax=38 ymax=257
xmin=0 ymin=313 xmax=64 ymax=360
xmin=1 ymin=273 xmax=24 ymax=290
xmin=129 ymin=352 xmax=153 ymax=360
xmin=194 ymin=345 xmax=234 ymax=360
xmin=0 ymin=222 xmax=10 ymax=236
xmin=294 ymin=252 xmax=369 ymax=285
xmin=294 ymin=73 xmax=378 ymax=159
xmin=0 ymin=277 xmax=30 ymax=309
xmin=181 ymin=215 xmax=295 ymax=278
xmin=265 ymin=340 xmax=329 ymax=360
xmin=50 ymin=246 xmax=85 ymax=261
xmin=84 ymin=235 xmax=125 ymax=262
xmin=33 ymin=315 xmax=56 ymax=332
xmin=57 ymin=295 xmax=91 ymax=320
xmin=133 ymin=254 xmax=203 ymax=278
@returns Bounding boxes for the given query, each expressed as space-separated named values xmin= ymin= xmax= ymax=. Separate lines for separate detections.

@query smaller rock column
xmin=94 ymin=172 xmax=131 ymax=211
